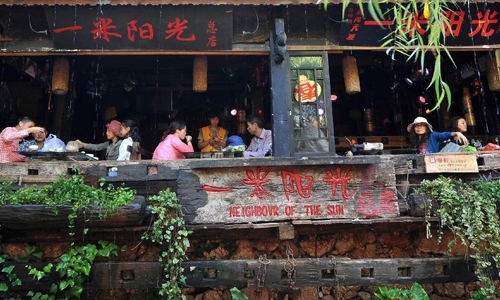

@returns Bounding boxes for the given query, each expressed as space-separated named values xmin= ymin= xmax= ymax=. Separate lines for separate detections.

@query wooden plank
xmin=278 ymin=223 xmax=295 ymax=240
xmin=178 ymin=162 xmax=398 ymax=224
xmin=3 ymin=257 xmax=482 ymax=291
xmin=0 ymin=196 xmax=146 ymax=230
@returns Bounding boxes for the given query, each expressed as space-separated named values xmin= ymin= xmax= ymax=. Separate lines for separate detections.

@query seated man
xmin=0 ymin=116 xmax=44 ymax=163
xmin=198 ymin=112 xmax=228 ymax=152
xmin=19 ymin=127 xmax=48 ymax=152
xmin=244 ymin=114 xmax=272 ymax=157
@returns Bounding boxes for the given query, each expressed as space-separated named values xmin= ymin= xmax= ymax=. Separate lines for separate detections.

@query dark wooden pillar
xmin=270 ymin=18 xmax=292 ymax=157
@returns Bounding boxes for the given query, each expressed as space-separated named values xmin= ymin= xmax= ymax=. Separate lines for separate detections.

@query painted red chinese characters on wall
xmin=355 ymin=189 xmax=397 ymax=217
xmin=242 ymin=167 xmax=274 ymax=199
xmin=91 ymin=18 xmax=122 ymax=42
xmin=323 ymin=167 xmax=355 ymax=200
xmin=54 ymin=25 xmax=83 ymax=33
xmin=469 ymin=9 xmax=498 ymax=37
xmin=206 ymin=21 xmax=217 ymax=47
xmin=165 ymin=18 xmax=196 ymax=41
xmin=127 ymin=21 xmax=154 ymax=41
xmin=281 ymin=169 xmax=314 ymax=200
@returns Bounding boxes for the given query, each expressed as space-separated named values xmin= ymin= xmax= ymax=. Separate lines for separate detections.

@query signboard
xmin=45 ymin=6 xmax=232 ymax=50
xmin=178 ymin=164 xmax=398 ymax=224
xmin=339 ymin=3 xmax=500 ymax=46
xmin=424 ymin=153 xmax=479 ymax=173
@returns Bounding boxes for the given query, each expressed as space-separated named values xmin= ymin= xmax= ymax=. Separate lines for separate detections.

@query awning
xmin=0 ymin=0 xmax=323 ymax=5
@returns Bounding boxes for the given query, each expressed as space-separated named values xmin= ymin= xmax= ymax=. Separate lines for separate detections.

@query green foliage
xmin=0 ymin=175 xmax=136 ymax=232
xmin=230 ymin=287 xmax=249 ymax=300
xmin=27 ymin=240 xmax=122 ymax=299
xmin=142 ymin=189 xmax=191 ymax=300
xmin=0 ymin=254 xmax=22 ymax=295
xmin=374 ymin=282 xmax=429 ymax=300
xmin=418 ymin=176 xmax=500 ymax=296
xmin=0 ymin=175 xmax=135 ymax=207
xmin=321 ymin=0 xmax=454 ymax=110
xmin=0 ymin=224 xmax=22 ymax=299
xmin=472 ymin=288 xmax=500 ymax=300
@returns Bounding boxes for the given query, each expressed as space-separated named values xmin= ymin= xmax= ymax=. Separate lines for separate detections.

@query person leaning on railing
xmin=0 ymin=116 xmax=45 ymax=163
xmin=76 ymin=120 xmax=123 ymax=160
xmin=244 ymin=114 xmax=272 ymax=157
xmin=408 ymin=116 xmax=468 ymax=154
xmin=153 ymin=119 xmax=194 ymax=160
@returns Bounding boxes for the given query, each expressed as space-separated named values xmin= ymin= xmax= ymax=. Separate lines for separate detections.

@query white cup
xmin=28 ymin=145 xmax=39 ymax=151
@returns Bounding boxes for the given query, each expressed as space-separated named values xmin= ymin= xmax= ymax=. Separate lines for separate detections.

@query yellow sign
xmin=424 ymin=153 xmax=478 ymax=173
xmin=294 ymin=75 xmax=322 ymax=102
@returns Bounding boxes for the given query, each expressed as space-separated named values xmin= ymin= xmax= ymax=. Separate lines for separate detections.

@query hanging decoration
xmin=342 ymin=56 xmax=361 ymax=94
xmin=51 ymin=58 xmax=70 ymax=95
xmin=486 ymin=53 xmax=500 ymax=91
xmin=193 ymin=55 xmax=207 ymax=92
xmin=294 ymin=75 xmax=321 ymax=102
xmin=237 ymin=109 xmax=246 ymax=135
xmin=463 ymin=87 xmax=476 ymax=127
xmin=364 ymin=108 xmax=373 ymax=134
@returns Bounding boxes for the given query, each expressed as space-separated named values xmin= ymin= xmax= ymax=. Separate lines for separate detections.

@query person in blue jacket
xmin=408 ymin=116 xmax=468 ymax=154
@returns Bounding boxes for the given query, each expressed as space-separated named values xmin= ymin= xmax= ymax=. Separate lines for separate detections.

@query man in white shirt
xmin=244 ymin=114 xmax=272 ymax=157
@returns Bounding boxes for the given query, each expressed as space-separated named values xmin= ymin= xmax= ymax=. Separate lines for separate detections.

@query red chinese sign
xmin=339 ymin=3 xmax=500 ymax=46
xmin=46 ymin=6 xmax=232 ymax=50
xmin=184 ymin=164 xmax=398 ymax=224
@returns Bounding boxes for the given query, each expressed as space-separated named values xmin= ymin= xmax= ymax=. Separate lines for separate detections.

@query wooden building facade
xmin=1 ymin=1 xmax=500 ymax=299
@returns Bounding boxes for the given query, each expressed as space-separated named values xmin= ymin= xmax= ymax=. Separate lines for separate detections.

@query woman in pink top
xmin=153 ymin=120 xmax=194 ymax=160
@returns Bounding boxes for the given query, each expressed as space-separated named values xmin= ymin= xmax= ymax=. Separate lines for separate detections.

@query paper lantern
xmin=193 ymin=55 xmax=207 ymax=92
xmin=463 ymin=87 xmax=476 ymax=126
xmin=52 ymin=58 xmax=69 ymax=95
xmin=486 ymin=53 xmax=500 ymax=91
xmin=342 ymin=56 xmax=361 ymax=94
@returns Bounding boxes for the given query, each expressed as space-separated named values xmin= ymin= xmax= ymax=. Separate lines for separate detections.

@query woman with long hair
xmin=153 ymin=119 xmax=193 ymax=160
xmin=408 ymin=116 xmax=468 ymax=154
xmin=119 ymin=119 xmax=141 ymax=160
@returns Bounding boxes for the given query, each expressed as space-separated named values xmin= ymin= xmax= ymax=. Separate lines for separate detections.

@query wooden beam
xmin=3 ymin=257 xmax=483 ymax=290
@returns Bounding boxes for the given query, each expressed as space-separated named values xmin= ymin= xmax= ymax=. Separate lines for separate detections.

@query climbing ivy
xmin=141 ymin=189 xmax=191 ymax=299
xmin=418 ymin=176 xmax=500 ymax=297
xmin=0 ymin=174 xmax=135 ymax=299
xmin=27 ymin=240 xmax=125 ymax=299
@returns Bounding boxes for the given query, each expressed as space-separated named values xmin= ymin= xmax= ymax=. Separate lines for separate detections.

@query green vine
xmin=0 ymin=174 xmax=136 ymax=232
xmin=141 ymin=189 xmax=191 ymax=299
xmin=323 ymin=0 xmax=456 ymax=109
xmin=374 ymin=282 xmax=429 ymax=299
xmin=418 ymin=176 xmax=500 ymax=296
xmin=27 ymin=240 xmax=125 ymax=299
xmin=0 ymin=174 xmax=135 ymax=299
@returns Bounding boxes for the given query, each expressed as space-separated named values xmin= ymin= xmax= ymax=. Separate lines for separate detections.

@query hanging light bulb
xmin=193 ymin=55 xmax=207 ymax=92
xmin=52 ymin=58 xmax=69 ymax=95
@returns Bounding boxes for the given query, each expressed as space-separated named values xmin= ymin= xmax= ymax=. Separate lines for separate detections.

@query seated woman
xmin=408 ymin=117 xmax=468 ymax=154
xmin=76 ymin=120 xmax=123 ymax=160
xmin=119 ymin=119 xmax=142 ymax=161
xmin=153 ymin=119 xmax=194 ymax=160
xmin=19 ymin=127 xmax=48 ymax=152
xmin=450 ymin=116 xmax=468 ymax=146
